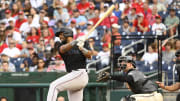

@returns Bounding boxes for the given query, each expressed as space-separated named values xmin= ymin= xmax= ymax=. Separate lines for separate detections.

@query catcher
xmin=97 ymin=56 xmax=163 ymax=101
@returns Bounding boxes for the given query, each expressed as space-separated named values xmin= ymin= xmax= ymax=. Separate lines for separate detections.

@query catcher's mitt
xmin=96 ymin=72 xmax=110 ymax=82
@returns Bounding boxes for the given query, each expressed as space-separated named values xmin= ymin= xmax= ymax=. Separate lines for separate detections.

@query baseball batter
xmin=47 ymin=27 xmax=92 ymax=101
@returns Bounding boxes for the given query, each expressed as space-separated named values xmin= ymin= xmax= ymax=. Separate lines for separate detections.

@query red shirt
xmin=15 ymin=19 xmax=27 ymax=29
xmin=133 ymin=18 xmax=149 ymax=33
xmin=100 ymin=16 xmax=118 ymax=28
xmin=89 ymin=17 xmax=99 ymax=25
xmin=131 ymin=2 xmax=144 ymax=14
xmin=77 ymin=2 xmax=90 ymax=13
xmin=26 ymin=35 xmax=40 ymax=44
xmin=143 ymin=8 xmax=152 ymax=18
xmin=146 ymin=14 xmax=156 ymax=26
xmin=113 ymin=32 xmax=121 ymax=45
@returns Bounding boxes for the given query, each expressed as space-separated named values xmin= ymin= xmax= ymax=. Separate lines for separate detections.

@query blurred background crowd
xmin=0 ymin=0 xmax=179 ymax=74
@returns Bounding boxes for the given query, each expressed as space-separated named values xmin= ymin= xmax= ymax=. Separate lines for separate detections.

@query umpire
xmin=111 ymin=56 xmax=163 ymax=101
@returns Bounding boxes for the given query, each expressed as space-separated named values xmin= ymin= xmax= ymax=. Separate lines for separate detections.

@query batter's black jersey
xmin=57 ymin=41 xmax=90 ymax=72
xmin=111 ymin=69 xmax=158 ymax=94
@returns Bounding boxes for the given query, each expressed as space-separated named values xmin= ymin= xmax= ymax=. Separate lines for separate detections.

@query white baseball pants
xmin=47 ymin=69 xmax=88 ymax=101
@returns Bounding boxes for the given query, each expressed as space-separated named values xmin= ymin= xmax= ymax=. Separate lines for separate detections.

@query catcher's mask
xmin=117 ymin=56 xmax=136 ymax=70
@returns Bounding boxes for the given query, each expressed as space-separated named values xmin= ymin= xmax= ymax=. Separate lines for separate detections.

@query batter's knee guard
xmin=120 ymin=96 xmax=136 ymax=101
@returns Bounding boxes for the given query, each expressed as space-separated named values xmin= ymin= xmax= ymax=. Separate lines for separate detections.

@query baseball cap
xmin=89 ymin=5 xmax=95 ymax=9
xmin=102 ymin=43 xmax=109 ymax=48
xmin=5 ymin=9 xmax=11 ymax=14
xmin=73 ymin=9 xmax=79 ymax=12
xmin=18 ymin=11 xmax=24 ymax=15
xmin=155 ymin=15 xmax=161 ymax=19
xmin=27 ymin=39 xmax=33 ymax=43
xmin=71 ymin=19 xmax=76 ymax=23
xmin=112 ymin=23 xmax=120 ymax=29
xmin=87 ymin=21 xmax=93 ymax=25
xmin=137 ymin=13 xmax=144 ymax=17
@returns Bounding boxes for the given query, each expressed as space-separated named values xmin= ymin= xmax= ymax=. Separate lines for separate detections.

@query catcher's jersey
xmin=127 ymin=69 xmax=158 ymax=94
xmin=57 ymin=41 xmax=90 ymax=72
xmin=111 ymin=69 xmax=157 ymax=94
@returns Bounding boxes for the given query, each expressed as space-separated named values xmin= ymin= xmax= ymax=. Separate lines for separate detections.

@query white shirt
xmin=19 ymin=22 xmax=40 ymax=34
xmin=30 ymin=0 xmax=46 ymax=8
xmin=3 ymin=17 xmax=16 ymax=25
xmin=97 ymin=51 xmax=110 ymax=66
xmin=2 ymin=47 xmax=21 ymax=58
xmin=152 ymin=23 xmax=166 ymax=35
xmin=5 ymin=31 xmax=23 ymax=44
xmin=60 ymin=0 xmax=69 ymax=6
xmin=83 ymin=29 xmax=98 ymax=38
xmin=142 ymin=52 xmax=158 ymax=64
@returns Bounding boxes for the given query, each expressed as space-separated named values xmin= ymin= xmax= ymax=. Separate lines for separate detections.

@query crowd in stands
xmin=0 ymin=0 xmax=179 ymax=74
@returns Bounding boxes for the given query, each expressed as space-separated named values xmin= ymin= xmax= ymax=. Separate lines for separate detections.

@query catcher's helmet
xmin=117 ymin=56 xmax=136 ymax=69
xmin=55 ymin=27 xmax=73 ymax=38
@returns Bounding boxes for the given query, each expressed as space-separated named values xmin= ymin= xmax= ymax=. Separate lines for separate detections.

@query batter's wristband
xmin=81 ymin=47 xmax=89 ymax=54
xmin=70 ymin=40 xmax=78 ymax=46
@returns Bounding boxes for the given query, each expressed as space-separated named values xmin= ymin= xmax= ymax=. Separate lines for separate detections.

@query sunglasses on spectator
xmin=8 ymin=35 xmax=12 ymax=37
xmin=9 ymin=42 xmax=15 ymax=44
xmin=38 ymin=61 xmax=44 ymax=63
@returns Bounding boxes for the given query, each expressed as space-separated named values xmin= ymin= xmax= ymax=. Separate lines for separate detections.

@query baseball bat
xmin=85 ymin=5 xmax=115 ymax=39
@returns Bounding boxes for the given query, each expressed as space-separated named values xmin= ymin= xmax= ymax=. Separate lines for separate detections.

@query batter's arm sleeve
xmin=58 ymin=41 xmax=78 ymax=54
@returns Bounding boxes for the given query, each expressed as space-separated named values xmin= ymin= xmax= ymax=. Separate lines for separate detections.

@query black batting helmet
xmin=55 ymin=27 xmax=73 ymax=38
xmin=117 ymin=56 xmax=136 ymax=69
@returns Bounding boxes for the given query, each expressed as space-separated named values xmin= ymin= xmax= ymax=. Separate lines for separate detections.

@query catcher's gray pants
xmin=47 ymin=69 xmax=88 ymax=101
xmin=121 ymin=92 xmax=163 ymax=101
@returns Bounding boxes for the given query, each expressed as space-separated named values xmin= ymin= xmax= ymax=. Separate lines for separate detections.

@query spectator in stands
xmin=30 ymin=0 xmax=46 ymax=9
xmin=36 ymin=37 xmax=46 ymax=53
xmin=29 ymin=55 xmax=39 ymax=72
xmin=19 ymin=41 xmax=30 ymax=58
xmin=96 ymin=43 xmax=110 ymax=69
xmin=102 ymin=28 xmax=111 ymax=45
xmin=47 ymin=60 xmax=66 ymax=72
xmin=162 ymin=41 xmax=176 ymax=64
xmin=146 ymin=6 xmax=158 ymax=26
xmin=30 ymin=7 xmax=40 ymax=26
xmin=88 ymin=37 xmax=99 ymax=56
xmin=35 ymin=58 xmax=47 ymax=72
xmin=0 ymin=28 xmax=5 ymax=46
xmin=101 ymin=12 xmax=118 ymax=28
xmin=23 ymin=0 xmax=32 ymax=15
xmin=68 ymin=19 xmax=77 ymax=36
xmin=5 ymin=26 xmax=22 ymax=44
xmin=0 ymin=1 xmax=10 ymax=20
xmin=20 ymin=14 xmax=39 ymax=35
xmin=57 ymin=96 xmax=65 ymax=101
xmin=112 ymin=23 xmax=121 ymax=46
xmin=127 ymin=8 xmax=137 ymax=24
xmin=0 ymin=54 xmax=15 ymax=72
xmin=41 ymin=28 xmax=53 ymax=45
xmin=121 ymin=0 xmax=131 ymax=19
xmin=142 ymin=2 xmax=152 ymax=18
xmin=11 ymin=3 xmax=20 ymax=19
xmin=83 ymin=21 xmax=98 ymax=38
xmin=149 ymin=0 xmax=166 ymax=12
xmin=85 ymin=5 xmax=95 ymax=20
xmin=0 ymin=96 xmax=8 ymax=101
xmin=2 ymin=39 xmax=21 ymax=58
xmin=39 ymin=10 xmax=49 ymax=24
xmin=113 ymin=3 xmax=122 ymax=18
xmin=39 ymin=20 xmax=54 ymax=40
xmin=14 ymin=11 xmax=27 ymax=30
xmin=3 ymin=9 xmax=15 ymax=25
xmin=71 ymin=9 xmax=87 ymax=27
xmin=74 ymin=26 xmax=85 ymax=39
xmin=141 ymin=44 xmax=158 ymax=64
xmin=26 ymin=27 xmax=39 ymax=44
xmin=89 ymin=8 xmax=100 ymax=26
xmin=120 ymin=20 xmax=132 ymax=35
xmin=152 ymin=15 xmax=166 ymax=36
xmin=77 ymin=0 xmax=90 ymax=13
xmin=53 ymin=6 xmax=70 ymax=23
xmin=174 ymin=40 xmax=180 ymax=50
xmin=165 ymin=9 xmax=180 ymax=36
xmin=132 ymin=13 xmax=149 ymax=33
